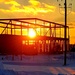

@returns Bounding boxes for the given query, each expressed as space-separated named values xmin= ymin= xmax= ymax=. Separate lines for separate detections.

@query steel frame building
xmin=0 ymin=18 xmax=69 ymax=55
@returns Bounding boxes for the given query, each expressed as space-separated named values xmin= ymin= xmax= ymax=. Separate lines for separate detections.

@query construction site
xmin=0 ymin=18 xmax=69 ymax=55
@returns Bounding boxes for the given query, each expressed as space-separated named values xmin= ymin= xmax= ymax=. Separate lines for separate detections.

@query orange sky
xmin=0 ymin=0 xmax=75 ymax=44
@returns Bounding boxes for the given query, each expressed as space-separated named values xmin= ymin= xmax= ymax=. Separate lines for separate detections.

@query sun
xmin=28 ymin=29 xmax=36 ymax=38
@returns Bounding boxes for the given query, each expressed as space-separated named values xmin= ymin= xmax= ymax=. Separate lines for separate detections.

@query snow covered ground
xmin=0 ymin=53 xmax=75 ymax=75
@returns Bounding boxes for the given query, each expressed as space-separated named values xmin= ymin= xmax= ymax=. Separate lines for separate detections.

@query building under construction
xmin=0 ymin=18 xmax=69 ymax=55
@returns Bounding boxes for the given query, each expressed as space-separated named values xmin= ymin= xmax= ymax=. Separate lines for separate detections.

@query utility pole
xmin=57 ymin=0 xmax=72 ymax=65
xmin=64 ymin=0 xmax=67 ymax=65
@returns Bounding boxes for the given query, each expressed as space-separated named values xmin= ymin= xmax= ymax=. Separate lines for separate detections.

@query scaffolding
xmin=0 ymin=18 xmax=69 ymax=55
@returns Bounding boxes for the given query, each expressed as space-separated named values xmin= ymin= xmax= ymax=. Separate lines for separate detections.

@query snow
xmin=0 ymin=69 xmax=16 ymax=75
xmin=0 ymin=61 xmax=16 ymax=75
xmin=0 ymin=62 xmax=4 ymax=70
xmin=0 ymin=54 xmax=75 ymax=75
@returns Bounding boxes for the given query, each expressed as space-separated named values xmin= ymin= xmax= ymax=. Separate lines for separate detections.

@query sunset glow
xmin=0 ymin=0 xmax=75 ymax=43
xmin=28 ymin=29 xmax=36 ymax=38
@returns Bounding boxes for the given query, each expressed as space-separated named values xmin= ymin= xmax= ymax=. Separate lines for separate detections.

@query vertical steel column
xmin=43 ymin=21 xmax=46 ymax=53
xmin=14 ymin=24 xmax=15 ymax=35
xmin=50 ymin=23 xmax=51 ymax=54
xmin=21 ymin=22 xmax=22 ymax=36
xmin=27 ymin=23 xmax=29 ymax=46
xmin=10 ymin=20 xmax=12 ymax=35
xmin=34 ymin=19 xmax=38 ymax=53
xmin=7 ymin=24 xmax=8 ymax=34
xmin=43 ymin=22 xmax=45 ymax=36
xmin=48 ymin=40 xmax=49 ymax=53
xmin=54 ymin=24 xmax=56 ymax=53
xmin=21 ymin=22 xmax=22 ymax=60
xmin=60 ymin=26 xmax=61 ymax=38
xmin=68 ymin=27 xmax=70 ymax=52
xmin=5 ymin=27 xmax=7 ymax=34
xmin=55 ymin=24 xmax=56 ymax=38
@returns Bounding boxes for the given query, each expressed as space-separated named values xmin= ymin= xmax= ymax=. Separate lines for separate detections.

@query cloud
xmin=0 ymin=0 xmax=20 ymax=10
xmin=22 ymin=0 xmax=56 ymax=15
xmin=0 ymin=0 xmax=13 ymax=3
xmin=5 ymin=0 xmax=20 ymax=6
xmin=0 ymin=0 xmax=56 ymax=17
xmin=0 ymin=0 xmax=22 ymax=13
xmin=29 ymin=0 xmax=40 ymax=6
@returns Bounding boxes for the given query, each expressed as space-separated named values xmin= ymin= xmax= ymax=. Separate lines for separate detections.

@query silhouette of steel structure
xmin=0 ymin=18 xmax=69 ymax=55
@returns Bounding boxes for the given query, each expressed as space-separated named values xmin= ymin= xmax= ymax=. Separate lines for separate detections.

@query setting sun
xmin=28 ymin=29 xmax=36 ymax=38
